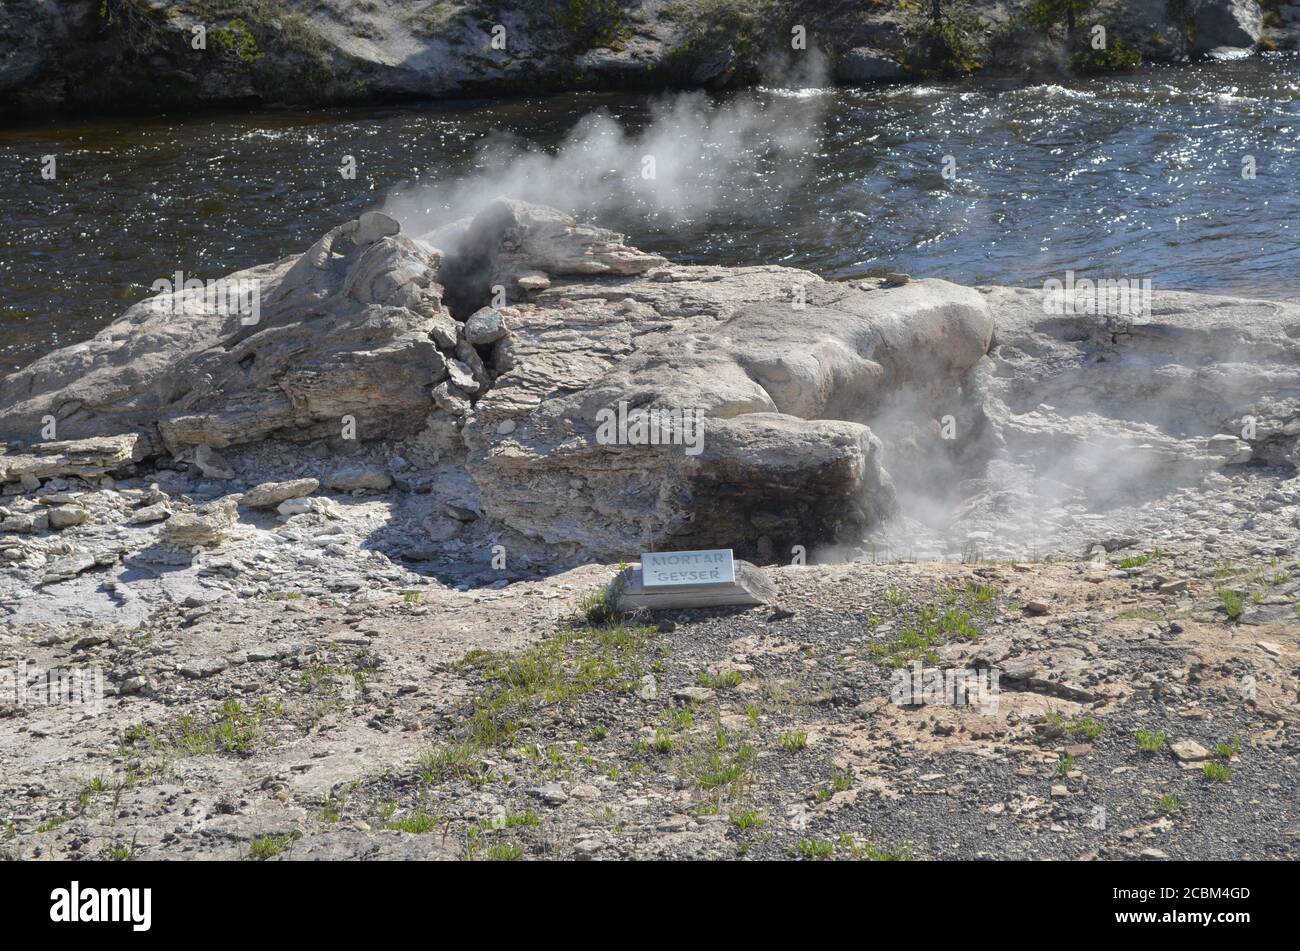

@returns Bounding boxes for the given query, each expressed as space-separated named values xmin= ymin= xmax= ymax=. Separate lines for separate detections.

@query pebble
xmin=529 ymin=783 xmax=568 ymax=806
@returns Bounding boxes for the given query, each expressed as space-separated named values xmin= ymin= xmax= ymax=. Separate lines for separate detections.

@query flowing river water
xmin=2 ymin=55 xmax=1299 ymax=372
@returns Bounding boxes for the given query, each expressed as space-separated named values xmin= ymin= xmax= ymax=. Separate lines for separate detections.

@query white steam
xmin=380 ymin=51 xmax=832 ymax=237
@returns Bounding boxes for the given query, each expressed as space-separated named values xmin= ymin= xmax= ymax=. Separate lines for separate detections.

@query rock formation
xmin=2 ymin=199 xmax=1298 ymax=573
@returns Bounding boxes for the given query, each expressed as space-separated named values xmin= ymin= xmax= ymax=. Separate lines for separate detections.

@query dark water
xmin=3 ymin=55 xmax=1300 ymax=372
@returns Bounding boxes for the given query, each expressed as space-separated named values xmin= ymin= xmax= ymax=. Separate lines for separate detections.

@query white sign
xmin=640 ymin=549 xmax=735 ymax=588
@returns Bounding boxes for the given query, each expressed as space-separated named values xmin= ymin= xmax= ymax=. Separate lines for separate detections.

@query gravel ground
xmin=4 ymin=483 xmax=1294 ymax=861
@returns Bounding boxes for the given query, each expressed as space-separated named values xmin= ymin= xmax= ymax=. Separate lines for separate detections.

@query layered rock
xmin=0 ymin=200 xmax=994 ymax=561
xmin=0 ymin=212 xmax=446 ymax=453
xmin=3 ymin=199 xmax=1298 ymax=570
xmin=0 ymin=434 xmax=145 ymax=483
xmin=980 ymin=285 xmax=1300 ymax=480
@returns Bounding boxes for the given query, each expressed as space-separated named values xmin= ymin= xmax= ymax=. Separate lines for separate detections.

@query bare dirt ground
xmin=2 ymin=473 xmax=1296 ymax=860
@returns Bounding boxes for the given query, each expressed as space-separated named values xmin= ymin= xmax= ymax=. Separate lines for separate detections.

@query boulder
xmin=434 ymin=198 xmax=667 ymax=307
xmin=690 ymin=49 xmax=735 ymax=87
xmin=447 ymin=359 xmax=480 ymax=394
xmin=1191 ymin=0 xmax=1264 ymax=54
xmin=454 ymin=341 xmax=492 ymax=390
xmin=429 ymin=312 xmax=460 ymax=349
xmin=461 ymin=243 xmax=990 ymax=561
xmin=0 ymin=215 xmax=448 ymax=453
xmin=277 ymin=497 xmax=315 ymax=517
xmin=432 ymin=382 xmax=472 ymax=417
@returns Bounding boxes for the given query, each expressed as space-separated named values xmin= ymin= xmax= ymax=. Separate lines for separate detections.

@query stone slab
xmin=614 ymin=559 xmax=775 ymax=611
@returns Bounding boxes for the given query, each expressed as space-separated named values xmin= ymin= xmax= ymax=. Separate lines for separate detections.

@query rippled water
xmin=3 ymin=55 xmax=1299 ymax=371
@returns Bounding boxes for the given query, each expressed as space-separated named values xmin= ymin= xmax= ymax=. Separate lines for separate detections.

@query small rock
xmin=1206 ymin=434 xmax=1252 ymax=465
xmin=127 ymin=502 xmax=171 ymax=525
xmin=464 ymin=307 xmax=509 ymax=345
xmin=432 ymin=382 xmax=471 ymax=416
xmin=447 ymin=359 xmax=479 ymax=393
xmin=1170 ymin=739 xmax=1212 ymax=763
xmin=42 ymin=552 xmax=97 ymax=583
xmin=516 ymin=272 xmax=550 ymax=292
xmin=529 ymin=783 xmax=568 ymax=806
xmin=637 ymin=673 xmax=658 ymax=700
xmin=242 ymin=478 xmax=319 ymax=509
xmin=673 ymin=686 xmax=714 ymax=704
xmin=429 ymin=312 xmax=459 ymax=349
xmin=160 ymin=498 xmax=237 ymax=548
xmin=325 ymin=467 xmax=391 ymax=492
xmin=422 ymin=514 xmax=462 ymax=542
xmin=179 ymin=657 xmax=229 ymax=679
xmin=47 ymin=506 xmax=89 ymax=530
xmin=277 ymin=497 xmax=315 ymax=517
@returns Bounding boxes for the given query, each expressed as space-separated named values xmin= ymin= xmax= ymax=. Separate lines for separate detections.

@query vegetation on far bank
xmin=3 ymin=0 xmax=1251 ymax=118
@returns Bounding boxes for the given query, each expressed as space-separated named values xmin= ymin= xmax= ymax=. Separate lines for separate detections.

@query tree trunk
xmin=932 ymin=0 xmax=941 ymax=27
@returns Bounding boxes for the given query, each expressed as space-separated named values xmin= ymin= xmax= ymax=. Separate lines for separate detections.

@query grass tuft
xmin=1135 ymin=730 xmax=1167 ymax=753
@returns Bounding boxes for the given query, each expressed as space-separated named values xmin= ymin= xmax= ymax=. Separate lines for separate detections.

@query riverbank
xmin=1 ymin=0 xmax=1293 ymax=120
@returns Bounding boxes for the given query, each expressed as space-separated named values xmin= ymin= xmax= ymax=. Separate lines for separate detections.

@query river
xmin=2 ymin=54 xmax=1298 ymax=372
